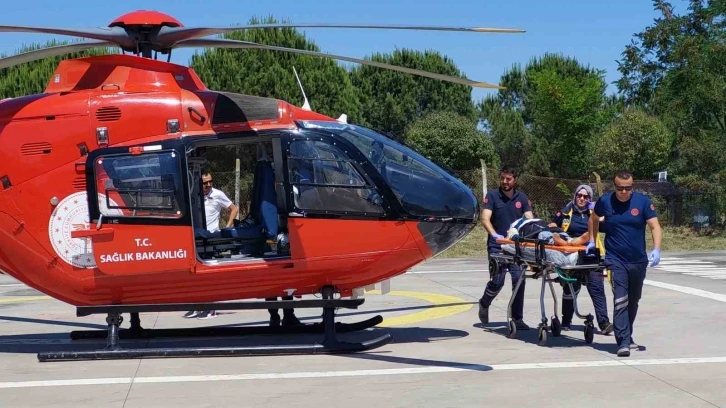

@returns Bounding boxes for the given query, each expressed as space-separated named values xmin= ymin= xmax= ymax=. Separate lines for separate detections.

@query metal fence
xmin=452 ymin=166 xmax=725 ymax=229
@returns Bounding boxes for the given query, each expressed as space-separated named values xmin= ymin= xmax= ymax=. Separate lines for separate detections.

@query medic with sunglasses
xmin=587 ymin=170 xmax=663 ymax=357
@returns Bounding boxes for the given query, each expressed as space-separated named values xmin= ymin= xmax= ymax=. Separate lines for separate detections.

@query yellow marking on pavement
xmin=0 ymin=296 xmax=52 ymax=304
xmin=365 ymin=290 xmax=473 ymax=327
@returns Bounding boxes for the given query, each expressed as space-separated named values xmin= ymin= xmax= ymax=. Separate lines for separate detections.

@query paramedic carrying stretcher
xmin=587 ymin=170 xmax=662 ymax=357
xmin=549 ymin=184 xmax=614 ymax=335
xmin=478 ymin=166 xmax=533 ymax=331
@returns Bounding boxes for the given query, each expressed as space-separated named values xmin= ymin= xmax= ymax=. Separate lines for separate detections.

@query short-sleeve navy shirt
xmin=483 ymin=188 xmax=532 ymax=250
xmin=594 ymin=191 xmax=657 ymax=263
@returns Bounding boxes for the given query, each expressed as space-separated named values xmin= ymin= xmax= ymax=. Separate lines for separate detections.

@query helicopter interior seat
xmin=291 ymin=160 xmax=323 ymax=209
xmin=195 ymin=159 xmax=278 ymax=258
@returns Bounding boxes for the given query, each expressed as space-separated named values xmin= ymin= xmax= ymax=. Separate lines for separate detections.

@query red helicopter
xmin=0 ymin=10 xmax=522 ymax=361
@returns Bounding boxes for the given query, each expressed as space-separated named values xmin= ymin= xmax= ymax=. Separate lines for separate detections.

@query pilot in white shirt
xmin=202 ymin=171 xmax=238 ymax=233
xmin=185 ymin=172 xmax=239 ymax=320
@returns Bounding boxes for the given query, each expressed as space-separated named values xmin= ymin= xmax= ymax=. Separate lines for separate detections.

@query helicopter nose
xmin=409 ymin=181 xmax=479 ymax=258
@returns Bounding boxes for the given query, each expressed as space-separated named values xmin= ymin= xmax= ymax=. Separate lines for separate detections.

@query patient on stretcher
xmin=500 ymin=218 xmax=590 ymax=266
xmin=505 ymin=218 xmax=590 ymax=247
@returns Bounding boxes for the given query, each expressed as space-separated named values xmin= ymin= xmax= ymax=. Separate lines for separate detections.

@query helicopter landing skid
xmin=36 ymin=288 xmax=392 ymax=362
xmin=67 ymin=314 xmax=383 ymax=340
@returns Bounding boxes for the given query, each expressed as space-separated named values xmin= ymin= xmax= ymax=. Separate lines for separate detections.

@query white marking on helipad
xmin=410 ymin=268 xmax=726 ymax=303
xmin=2 ymin=356 xmax=726 ymax=388
xmin=643 ymin=279 xmax=726 ymax=302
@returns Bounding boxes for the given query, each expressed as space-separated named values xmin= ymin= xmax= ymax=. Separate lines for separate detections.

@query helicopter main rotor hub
xmin=108 ymin=10 xmax=184 ymax=58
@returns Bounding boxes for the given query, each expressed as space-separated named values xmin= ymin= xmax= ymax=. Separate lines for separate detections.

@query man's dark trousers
xmin=606 ymin=258 xmax=648 ymax=349
xmin=480 ymin=247 xmax=525 ymax=320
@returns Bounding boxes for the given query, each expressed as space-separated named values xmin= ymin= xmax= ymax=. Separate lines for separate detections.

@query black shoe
xmin=617 ymin=347 xmax=630 ymax=357
xmin=600 ymin=322 xmax=614 ymax=335
xmin=269 ymin=314 xmax=281 ymax=327
xmin=478 ymin=302 xmax=489 ymax=324
xmin=281 ymin=314 xmax=302 ymax=327
xmin=514 ymin=319 xmax=530 ymax=330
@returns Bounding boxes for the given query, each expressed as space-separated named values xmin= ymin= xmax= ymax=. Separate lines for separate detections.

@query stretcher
xmin=489 ymin=236 xmax=605 ymax=346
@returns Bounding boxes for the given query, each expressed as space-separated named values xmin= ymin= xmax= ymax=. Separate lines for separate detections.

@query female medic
xmin=549 ymin=184 xmax=613 ymax=334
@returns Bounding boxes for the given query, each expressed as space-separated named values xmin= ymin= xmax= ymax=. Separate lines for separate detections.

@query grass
xmin=438 ymin=223 xmax=726 ymax=258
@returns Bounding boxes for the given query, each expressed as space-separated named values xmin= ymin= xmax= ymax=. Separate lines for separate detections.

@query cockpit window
xmin=297 ymin=121 xmax=477 ymax=220
xmin=286 ymin=137 xmax=384 ymax=215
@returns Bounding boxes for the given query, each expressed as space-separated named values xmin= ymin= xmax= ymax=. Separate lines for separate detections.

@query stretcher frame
xmin=489 ymin=237 xmax=605 ymax=346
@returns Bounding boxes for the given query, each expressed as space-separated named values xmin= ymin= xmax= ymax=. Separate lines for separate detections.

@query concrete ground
xmin=1 ymin=251 xmax=725 ymax=407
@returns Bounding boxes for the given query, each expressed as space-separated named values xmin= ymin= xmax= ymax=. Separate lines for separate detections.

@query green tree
xmin=404 ymin=111 xmax=499 ymax=171
xmin=479 ymin=53 xmax=611 ymax=178
xmin=480 ymin=103 xmax=549 ymax=176
xmin=0 ymin=40 xmax=115 ymax=98
xmin=591 ymin=107 xmax=674 ymax=179
xmin=615 ymin=0 xmax=726 ymax=180
xmin=189 ymin=15 xmax=361 ymax=124
xmin=349 ymin=49 xmax=478 ymax=140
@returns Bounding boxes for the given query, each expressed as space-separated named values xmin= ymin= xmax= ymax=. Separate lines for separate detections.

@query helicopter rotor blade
xmin=0 ymin=40 xmax=116 ymax=70
xmin=0 ymin=25 xmax=133 ymax=47
xmin=156 ymin=24 xmax=524 ymax=47
xmin=175 ymin=38 xmax=504 ymax=89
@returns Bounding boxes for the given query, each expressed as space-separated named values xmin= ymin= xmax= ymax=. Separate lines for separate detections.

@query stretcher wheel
xmin=551 ymin=316 xmax=561 ymax=337
xmin=538 ymin=326 xmax=548 ymax=346
xmin=489 ymin=258 xmax=500 ymax=277
xmin=507 ymin=320 xmax=517 ymax=339
xmin=584 ymin=322 xmax=594 ymax=344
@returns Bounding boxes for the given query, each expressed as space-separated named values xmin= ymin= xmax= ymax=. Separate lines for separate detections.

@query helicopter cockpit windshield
xmin=296 ymin=121 xmax=478 ymax=221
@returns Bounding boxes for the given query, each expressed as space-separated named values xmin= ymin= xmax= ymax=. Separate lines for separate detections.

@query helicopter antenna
xmin=292 ymin=66 xmax=311 ymax=111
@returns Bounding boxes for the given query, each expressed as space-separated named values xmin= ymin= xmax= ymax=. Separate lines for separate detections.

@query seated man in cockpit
xmin=186 ymin=171 xmax=238 ymax=320
xmin=202 ymin=171 xmax=238 ymax=233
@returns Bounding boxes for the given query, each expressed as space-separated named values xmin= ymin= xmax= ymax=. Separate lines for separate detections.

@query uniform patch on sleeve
xmin=556 ymin=212 xmax=561 ymax=217
xmin=650 ymin=204 xmax=655 ymax=211
xmin=483 ymin=197 xmax=488 ymax=204
xmin=515 ymin=201 xmax=522 ymax=209
xmin=631 ymin=208 xmax=639 ymax=216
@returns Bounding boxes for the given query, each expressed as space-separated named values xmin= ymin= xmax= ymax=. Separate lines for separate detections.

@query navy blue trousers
xmin=480 ymin=247 xmax=525 ymax=320
xmin=561 ymin=271 xmax=610 ymax=329
xmin=605 ymin=258 xmax=648 ymax=349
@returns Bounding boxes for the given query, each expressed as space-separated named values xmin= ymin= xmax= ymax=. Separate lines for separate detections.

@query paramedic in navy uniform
xmin=587 ymin=170 xmax=662 ymax=357
xmin=478 ymin=165 xmax=533 ymax=330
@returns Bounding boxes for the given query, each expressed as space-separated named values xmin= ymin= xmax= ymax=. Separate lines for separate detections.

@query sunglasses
xmin=576 ymin=194 xmax=590 ymax=199
xmin=614 ymin=185 xmax=633 ymax=192
xmin=203 ymin=180 xmax=213 ymax=185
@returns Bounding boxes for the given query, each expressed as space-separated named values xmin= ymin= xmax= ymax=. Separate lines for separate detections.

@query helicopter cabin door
xmin=73 ymin=140 xmax=195 ymax=276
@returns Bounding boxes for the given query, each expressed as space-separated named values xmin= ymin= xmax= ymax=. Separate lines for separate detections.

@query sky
xmin=0 ymin=0 xmax=666 ymax=103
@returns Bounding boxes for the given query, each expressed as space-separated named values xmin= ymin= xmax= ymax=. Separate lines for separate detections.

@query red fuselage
xmin=0 ymin=54 xmax=477 ymax=306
